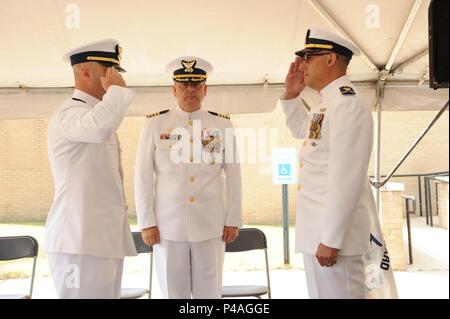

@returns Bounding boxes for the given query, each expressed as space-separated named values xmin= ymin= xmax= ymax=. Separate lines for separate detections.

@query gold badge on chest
xmin=308 ymin=113 xmax=325 ymax=140
xmin=201 ymin=128 xmax=222 ymax=164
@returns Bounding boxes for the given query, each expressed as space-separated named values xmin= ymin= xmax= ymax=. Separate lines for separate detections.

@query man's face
xmin=173 ymin=81 xmax=207 ymax=112
xmin=300 ymin=51 xmax=332 ymax=90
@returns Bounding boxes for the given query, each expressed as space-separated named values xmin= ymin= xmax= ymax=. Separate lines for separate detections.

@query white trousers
xmin=303 ymin=254 xmax=365 ymax=299
xmin=47 ymin=253 xmax=124 ymax=299
xmin=154 ymin=237 xmax=225 ymax=299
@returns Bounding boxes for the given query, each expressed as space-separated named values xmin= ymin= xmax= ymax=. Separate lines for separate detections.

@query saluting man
xmin=279 ymin=27 xmax=375 ymax=299
xmin=45 ymin=39 xmax=137 ymax=299
xmin=135 ymin=56 xmax=242 ymax=299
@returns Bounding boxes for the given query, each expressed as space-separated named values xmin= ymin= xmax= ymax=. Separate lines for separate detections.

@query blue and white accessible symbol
xmin=272 ymin=148 xmax=298 ymax=185
xmin=279 ymin=164 xmax=291 ymax=177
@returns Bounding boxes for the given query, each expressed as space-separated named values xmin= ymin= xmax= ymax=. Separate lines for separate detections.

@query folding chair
xmin=120 ymin=232 xmax=153 ymax=299
xmin=0 ymin=236 xmax=39 ymax=299
xmin=222 ymin=228 xmax=271 ymax=299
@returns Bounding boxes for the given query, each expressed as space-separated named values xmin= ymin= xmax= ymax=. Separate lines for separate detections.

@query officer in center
xmin=135 ymin=56 xmax=242 ymax=299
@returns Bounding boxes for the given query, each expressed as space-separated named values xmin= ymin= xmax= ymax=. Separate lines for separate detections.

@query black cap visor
xmin=97 ymin=61 xmax=126 ymax=73
xmin=295 ymin=48 xmax=326 ymax=57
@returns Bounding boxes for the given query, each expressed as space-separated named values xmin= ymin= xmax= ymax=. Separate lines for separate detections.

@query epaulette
xmin=340 ymin=86 xmax=356 ymax=96
xmin=208 ymin=111 xmax=230 ymax=119
xmin=146 ymin=109 xmax=170 ymax=118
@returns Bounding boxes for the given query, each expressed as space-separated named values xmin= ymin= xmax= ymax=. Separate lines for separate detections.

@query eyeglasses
xmin=303 ymin=52 xmax=331 ymax=63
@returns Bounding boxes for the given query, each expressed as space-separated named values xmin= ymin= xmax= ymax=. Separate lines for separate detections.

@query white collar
xmin=319 ymin=75 xmax=351 ymax=100
xmin=175 ymin=105 xmax=204 ymax=120
xmin=72 ymin=89 xmax=101 ymax=107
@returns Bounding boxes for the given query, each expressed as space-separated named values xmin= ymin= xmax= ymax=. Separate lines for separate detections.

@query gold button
xmin=190 ymin=138 xmax=193 ymax=144
xmin=187 ymin=120 xmax=193 ymax=125
xmin=303 ymin=141 xmax=307 ymax=146
xmin=189 ymin=196 xmax=196 ymax=203
xmin=299 ymin=162 xmax=303 ymax=168
xmin=189 ymin=176 xmax=195 ymax=182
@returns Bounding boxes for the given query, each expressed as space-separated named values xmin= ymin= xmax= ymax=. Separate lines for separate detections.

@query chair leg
xmin=29 ymin=256 xmax=38 ymax=298
xmin=148 ymin=253 xmax=153 ymax=299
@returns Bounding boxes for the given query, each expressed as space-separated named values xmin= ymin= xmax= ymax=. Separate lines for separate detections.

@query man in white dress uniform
xmin=45 ymin=39 xmax=137 ymax=299
xmin=135 ymin=56 xmax=242 ymax=299
xmin=279 ymin=27 xmax=374 ymax=299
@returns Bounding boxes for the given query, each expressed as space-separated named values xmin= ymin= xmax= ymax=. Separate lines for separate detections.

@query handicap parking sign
xmin=272 ymin=148 xmax=298 ymax=185
xmin=279 ymin=164 xmax=291 ymax=176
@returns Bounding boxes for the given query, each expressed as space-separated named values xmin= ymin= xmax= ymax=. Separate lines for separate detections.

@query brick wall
xmin=0 ymin=109 xmax=448 ymax=225
xmin=381 ymin=185 xmax=407 ymax=271
xmin=0 ymin=119 xmax=53 ymax=220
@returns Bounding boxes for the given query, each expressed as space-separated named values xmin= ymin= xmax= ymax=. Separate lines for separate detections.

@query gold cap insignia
xmin=181 ymin=60 xmax=196 ymax=73
xmin=115 ymin=45 xmax=123 ymax=63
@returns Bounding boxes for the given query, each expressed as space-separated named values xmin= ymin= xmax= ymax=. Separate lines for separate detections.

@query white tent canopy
xmin=0 ymin=0 xmax=448 ymax=119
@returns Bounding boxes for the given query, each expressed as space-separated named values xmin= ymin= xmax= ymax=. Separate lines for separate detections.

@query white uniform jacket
xmin=45 ymin=86 xmax=137 ymax=258
xmin=135 ymin=107 xmax=242 ymax=242
xmin=280 ymin=76 xmax=374 ymax=256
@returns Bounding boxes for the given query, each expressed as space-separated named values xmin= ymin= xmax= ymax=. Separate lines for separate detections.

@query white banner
xmin=364 ymin=187 xmax=399 ymax=299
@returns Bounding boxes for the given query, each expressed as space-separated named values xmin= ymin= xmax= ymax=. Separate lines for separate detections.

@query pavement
xmin=0 ymin=217 xmax=448 ymax=299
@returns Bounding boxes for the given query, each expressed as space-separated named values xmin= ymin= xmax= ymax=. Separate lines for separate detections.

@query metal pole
xmin=425 ymin=177 xmax=430 ymax=225
xmin=402 ymin=195 xmax=415 ymax=265
xmin=379 ymin=101 xmax=449 ymax=187
xmin=418 ymin=176 xmax=423 ymax=217
xmin=391 ymin=49 xmax=429 ymax=74
xmin=383 ymin=0 xmax=423 ymax=74
xmin=428 ymin=178 xmax=434 ymax=227
xmin=406 ymin=199 xmax=414 ymax=265
xmin=282 ymin=184 xmax=290 ymax=265
xmin=406 ymin=209 xmax=413 ymax=265
xmin=435 ymin=181 xmax=439 ymax=216
xmin=375 ymin=108 xmax=382 ymax=216
xmin=374 ymin=81 xmax=384 ymax=217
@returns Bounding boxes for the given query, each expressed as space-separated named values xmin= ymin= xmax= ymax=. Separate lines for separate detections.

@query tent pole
xmin=391 ymin=49 xmax=429 ymax=74
xmin=374 ymin=80 xmax=385 ymax=217
xmin=384 ymin=0 xmax=423 ymax=74
xmin=380 ymin=101 xmax=449 ymax=186
xmin=375 ymin=106 xmax=381 ymax=216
